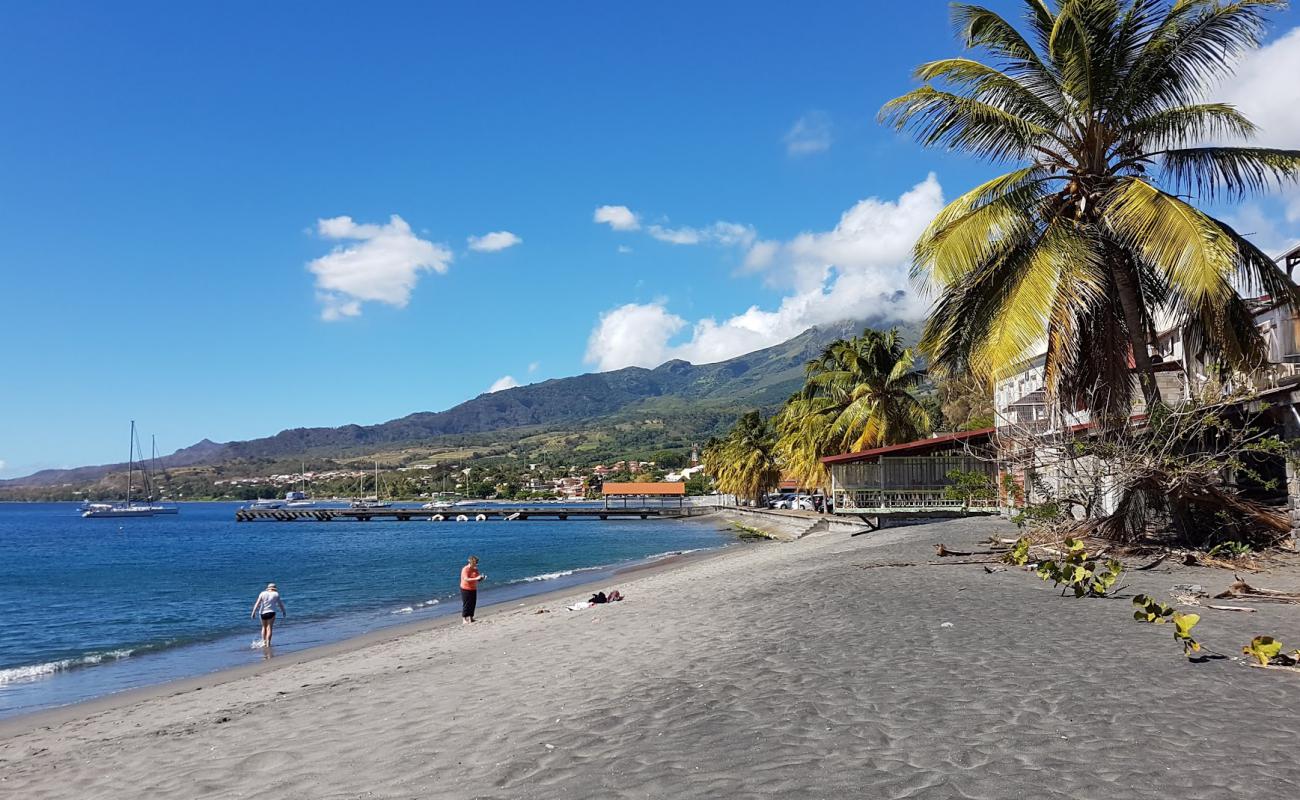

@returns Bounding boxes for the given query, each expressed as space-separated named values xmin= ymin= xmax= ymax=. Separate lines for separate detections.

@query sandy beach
xmin=4 ymin=516 xmax=1300 ymax=798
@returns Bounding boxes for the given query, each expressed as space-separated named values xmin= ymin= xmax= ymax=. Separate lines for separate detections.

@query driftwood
xmin=1134 ymin=553 xmax=1168 ymax=571
xmin=1247 ymin=663 xmax=1300 ymax=674
xmin=1213 ymin=577 xmax=1300 ymax=603
xmin=1206 ymin=604 xmax=1256 ymax=613
xmin=857 ymin=558 xmax=1003 ymax=570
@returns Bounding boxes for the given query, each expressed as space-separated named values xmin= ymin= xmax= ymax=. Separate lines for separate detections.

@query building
xmin=601 ymin=482 xmax=685 ymax=510
xmin=822 ymin=429 xmax=998 ymax=517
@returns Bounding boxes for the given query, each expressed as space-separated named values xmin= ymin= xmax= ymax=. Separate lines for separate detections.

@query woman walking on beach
xmin=460 ymin=556 xmax=485 ymax=624
xmin=250 ymin=582 xmax=287 ymax=647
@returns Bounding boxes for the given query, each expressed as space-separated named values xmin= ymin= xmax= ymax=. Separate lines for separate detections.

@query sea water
xmin=0 ymin=502 xmax=731 ymax=718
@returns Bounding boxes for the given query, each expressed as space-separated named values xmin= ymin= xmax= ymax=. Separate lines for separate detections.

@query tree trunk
xmin=1111 ymin=262 xmax=1162 ymax=412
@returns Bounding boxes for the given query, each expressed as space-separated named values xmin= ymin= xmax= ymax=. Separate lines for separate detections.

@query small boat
xmin=83 ymin=422 xmax=180 ymax=518
xmin=350 ymin=461 xmax=391 ymax=508
xmin=421 ymin=499 xmax=455 ymax=510
xmin=248 ymin=498 xmax=285 ymax=510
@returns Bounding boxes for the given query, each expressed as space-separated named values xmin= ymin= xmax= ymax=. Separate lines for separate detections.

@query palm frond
xmin=879 ymin=86 xmax=1058 ymax=162
xmin=1101 ymin=177 xmax=1236 ymax=304
xmin=1156 ymin=147 xmax=1300 ymax=202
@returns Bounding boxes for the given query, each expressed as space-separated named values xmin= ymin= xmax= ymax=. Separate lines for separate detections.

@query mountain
xmin=2 ymin=318 xmax=921 ymax=488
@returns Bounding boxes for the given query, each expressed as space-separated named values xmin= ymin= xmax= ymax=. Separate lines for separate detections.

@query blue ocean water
xmin=0 ymin=502 xmax=731 ymax=718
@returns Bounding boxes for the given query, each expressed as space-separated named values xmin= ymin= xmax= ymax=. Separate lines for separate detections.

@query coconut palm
xmin=880 ymin=0 xmax=1300 ymax=421
xmin=776 ymin=328 xmax=932 ymax=489
xmin=703 ymin=411 xmax=782 ymax=504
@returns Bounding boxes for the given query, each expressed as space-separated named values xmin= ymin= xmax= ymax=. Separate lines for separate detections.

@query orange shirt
xmin=460 ymin=565 xmax=480 ymax=591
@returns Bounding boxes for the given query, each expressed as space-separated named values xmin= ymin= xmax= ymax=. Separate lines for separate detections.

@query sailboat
xmin=350 ymin=461 xmax=392 ymax=509
xmin=286 ymin=462 xmax=316 ymax=507
xmin=82 ymin=422 xmax=180 ymax=518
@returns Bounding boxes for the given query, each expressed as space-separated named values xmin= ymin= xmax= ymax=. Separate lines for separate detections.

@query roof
xmin=601 ymin=482 xmax=685 ymax=496
xmin=820 ymin=428 xmax=996 ymax=465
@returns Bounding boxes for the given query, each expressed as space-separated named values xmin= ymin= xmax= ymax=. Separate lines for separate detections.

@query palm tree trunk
xmin=1111 ymin=262 xmax=1162 ymax=412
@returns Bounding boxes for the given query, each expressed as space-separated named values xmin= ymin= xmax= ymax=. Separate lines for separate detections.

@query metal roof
xmin=820 ymin=428 xmax=995 ymax=465
xmin=601 ymin=482 xmax=686 ymax=496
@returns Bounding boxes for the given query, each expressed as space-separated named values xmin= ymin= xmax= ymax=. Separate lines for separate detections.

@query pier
xmin=234 ymin=506 xmax=712 ymax=522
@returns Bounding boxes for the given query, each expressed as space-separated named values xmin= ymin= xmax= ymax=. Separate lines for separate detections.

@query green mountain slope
xmin=3 ymin=318 xmax=921 ymax=489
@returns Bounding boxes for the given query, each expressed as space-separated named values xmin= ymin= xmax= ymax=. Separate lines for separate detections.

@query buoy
xmin=475 ymin=514 xmax=487 ymax=522
xmin=432 ymin=514 xmax=444 ymax=521
xmin=456 ymin=514 xmax=469 ymax=522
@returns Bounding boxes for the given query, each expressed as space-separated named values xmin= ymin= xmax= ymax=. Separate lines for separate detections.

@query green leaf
xmin=1243 ymin=636 xmax=1283 ymax=666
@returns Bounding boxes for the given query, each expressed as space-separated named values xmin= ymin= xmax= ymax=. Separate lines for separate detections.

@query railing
xmin=832 ymin=488 xmax=999 ymax=513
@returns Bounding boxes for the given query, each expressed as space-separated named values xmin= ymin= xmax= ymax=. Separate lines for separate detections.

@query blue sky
xmin=2 ymin=1 xmax=1298 ymax=478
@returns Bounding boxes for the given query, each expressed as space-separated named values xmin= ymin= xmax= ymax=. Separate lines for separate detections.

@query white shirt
xmin=256 ymin=590 xmax=284 ymax=616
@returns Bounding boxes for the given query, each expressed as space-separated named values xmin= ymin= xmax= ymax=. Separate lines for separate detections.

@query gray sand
xmin=2 ymin=517 xmax=1298 ymax=798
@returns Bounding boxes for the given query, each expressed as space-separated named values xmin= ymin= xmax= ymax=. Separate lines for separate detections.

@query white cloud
xmin=784 ymin=111 xmax=833 ymax=156
xmin=488 ymin=375 xmax=520 ymax=393
xmin=527 ymin=361 xmax=539 ymax=373
xmin=594 ymin=205 xmax=640 ymax=231
xmin=308 ymin=215 xmax=452 ymax=321
xmin=584 ymin=302 xmax=687 ymax=371
xmin=467 ymin=231 xmax=522 ymax=252
xmin=583 ymin=175 xmax=946 ymax=370
xmin=1214 ymin=26 xmax=1300 ymax=255
xmin=0 ymin=459 xmax=6 ymax=471
xmin=617 ymin=245 xmax=633 ymax=254
xmin=647 ymin=220 xmax=757 ymax=248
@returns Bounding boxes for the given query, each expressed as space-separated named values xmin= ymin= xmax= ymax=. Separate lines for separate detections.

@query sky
xmin=2 ymin=1 xmax=1299 ymax=478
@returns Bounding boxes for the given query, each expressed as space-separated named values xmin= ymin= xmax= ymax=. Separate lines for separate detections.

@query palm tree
xmin=703 ymin=411 xmax=782 ymax=505
xmin=776 ymin=328 xmax=932 ymax=489
xmin=880 ymin=0 xmax=1300 ymax=421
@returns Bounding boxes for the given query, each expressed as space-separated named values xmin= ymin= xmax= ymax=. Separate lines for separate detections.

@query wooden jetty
xmin=235 ymin=506 xmax=709 ymax=522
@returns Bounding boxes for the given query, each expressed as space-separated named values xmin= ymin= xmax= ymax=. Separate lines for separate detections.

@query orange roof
xmin=601 ymin=482 xmax=685 ymax=496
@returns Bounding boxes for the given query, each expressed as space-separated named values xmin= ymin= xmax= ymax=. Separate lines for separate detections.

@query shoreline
xmin=0 ymin=540 xmax=744 ymax=738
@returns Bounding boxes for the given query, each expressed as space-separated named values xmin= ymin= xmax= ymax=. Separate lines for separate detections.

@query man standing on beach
xmin=460 ymin=556 xmax=485 ymax=624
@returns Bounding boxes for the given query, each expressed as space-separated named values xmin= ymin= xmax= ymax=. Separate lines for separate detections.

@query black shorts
xmin=260 ymin=611 xmax=276 ymax=621
xmin=461 ymin=588 xmax=477 ymax=618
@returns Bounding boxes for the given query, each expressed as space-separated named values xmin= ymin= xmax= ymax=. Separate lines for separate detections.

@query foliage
xmin=1242 ymin=636 xmax=1284 ymax=666
xmin=1034 ymin=537 xmax=1123 ymax=597
xmin=1172 ymin=612 xmax=1201 ymax=657
xmin=1131 ymin=595 xmax=1202 ymax=657
xmin=942 ymin=468 xmax=997 ymax=509
xmin=881 ymin=0 xmax=1300 ymax=422
xmin=1207 ymin=540 xmax=1253 ymax=559
xmin=935 ymin=373 xmax=996 ymax=431
xmin=774 ymin=327 xmax=931 ymax=489
xmin=701 ymin=411 xmax=782 ymax=505
xmin=1131 ymin=594 xmax=1175 ymax=624
xmin=1001 ymin=536 xmax=1031 ymax=566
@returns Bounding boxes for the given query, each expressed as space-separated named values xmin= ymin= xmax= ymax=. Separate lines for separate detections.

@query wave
xmin=0 ymin=648 xmax=135 ymax=685
xmin=644 ymin=548 xmax=705 ymax=561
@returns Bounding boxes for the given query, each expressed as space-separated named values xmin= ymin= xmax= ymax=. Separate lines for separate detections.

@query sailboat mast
xmin=126 ymin=420 xmax=135 ymax=506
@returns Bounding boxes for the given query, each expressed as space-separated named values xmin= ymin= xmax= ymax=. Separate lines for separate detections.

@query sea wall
xmin=712 ymin=507 xmax=868 ymax=541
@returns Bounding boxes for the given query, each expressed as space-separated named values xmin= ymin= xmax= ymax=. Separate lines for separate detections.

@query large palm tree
xmin=776 ymin=328 xmax=932 ymax=489
xmin=880 ymin=0 xmax=1300 ymax=421
xmin=703 ymin=411 xmax=782 ymax=504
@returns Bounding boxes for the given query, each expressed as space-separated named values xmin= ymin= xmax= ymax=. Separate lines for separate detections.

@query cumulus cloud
xmin=308 ymin=215 xmax=452 ymax=321
xmin=594 ymin=205 xmax=640 ymax=231
xmin=584 ymin=302 xmax=687 ymax=371
xmin=1214 ymin=27 xmax=1300 ymax=249
xmin=488 ymin=375 xmax=520 ymax=393
xmin=467 ymin=231 xmax=522 ymax=252
xmin=646 ymin=220 xmax=757 ymax=248
xmin=784 ymin=111 xmax=833 ymax=156
xmin=583 ymin=175 xmax=946 ymax=371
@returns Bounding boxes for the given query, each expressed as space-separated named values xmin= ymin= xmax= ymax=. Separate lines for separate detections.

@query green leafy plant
xmin=1207 ymin=540 xmax=1253 ymax=559
xmin=1243 ymin=636 xmax=1283 ymax=666
xmin=1036 ymin=538 xmax=1123 ymax=597
xmin=1172 ymin=612 xmax=1201 ymax=657
xmin=1131 ymin=594 xmax=1175 ymax=624
xmin=1002 ymin=537 xmax=1031 ymax=567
